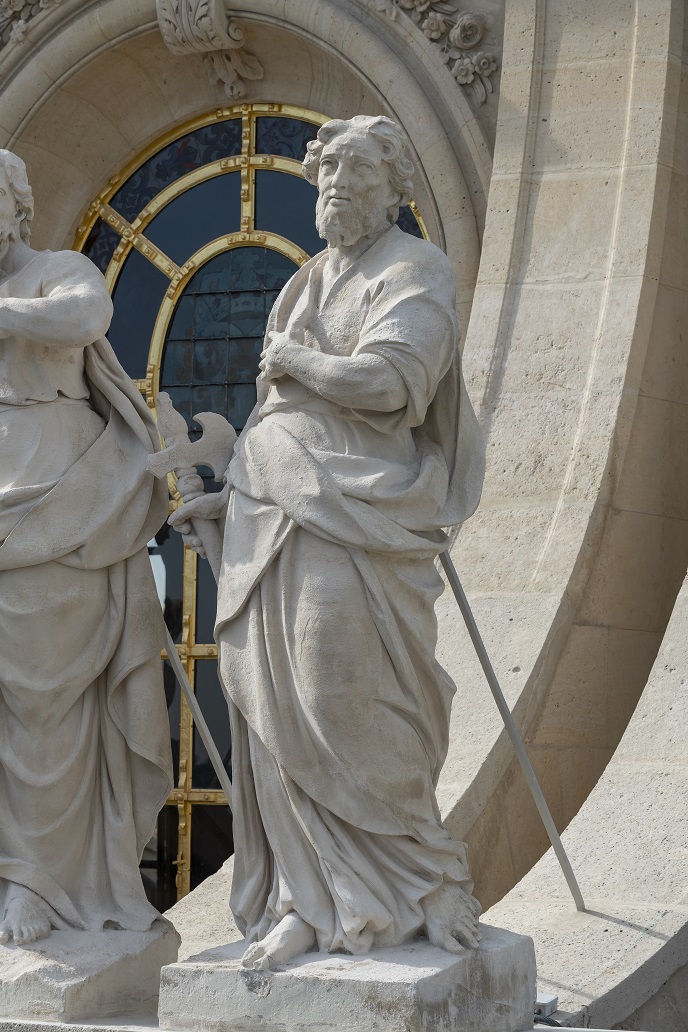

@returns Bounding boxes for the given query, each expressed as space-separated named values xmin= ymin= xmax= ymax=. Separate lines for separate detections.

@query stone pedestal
xmin=0 ymin=919 xmax=179 ymax=1023
xmin=158 ymin=923 xmax=536 ymax=1032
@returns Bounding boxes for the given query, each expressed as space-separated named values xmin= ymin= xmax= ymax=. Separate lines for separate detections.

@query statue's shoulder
xmin=375 ymin=226 xmax=452 ymax=275
xmin=367 ymin=227 xmax=454 ymax=298
xmin=39 ymin=248 xmax=105 ymax=280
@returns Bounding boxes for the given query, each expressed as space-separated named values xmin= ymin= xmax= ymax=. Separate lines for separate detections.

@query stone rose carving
xmin=0 ymin=0 xmax=64 ymax=49
xmin=373 ymin=2 xmax=499 ymax=105
xmin=156 ymin=0 xmax=263 ymax=98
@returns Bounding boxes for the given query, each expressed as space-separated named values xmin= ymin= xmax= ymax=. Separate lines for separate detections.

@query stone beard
xmin=315 ymin=192 xmax=385 ymax=249
xmin=171 ymin=114 xmax=486 ymax=970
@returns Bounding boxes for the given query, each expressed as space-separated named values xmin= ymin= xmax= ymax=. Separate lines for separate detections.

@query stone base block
xmin=0 ymin=918 xmax=179 ymax=1023
xmin=159 ymin=923 xmax=536 ymax=1032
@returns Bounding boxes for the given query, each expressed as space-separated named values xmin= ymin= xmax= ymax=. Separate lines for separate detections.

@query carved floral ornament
xmin=156 ymin=0 xmax=263 ymax=99
xmin=372 ymin=1 xmax=499 ymax=104
xmin=0 ymin=0 xmax=63 ymax=47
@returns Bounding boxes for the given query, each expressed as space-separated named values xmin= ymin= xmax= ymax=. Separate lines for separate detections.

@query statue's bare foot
xmin=422 ymin=880 xmax=481 ymax=954
xmin=0 ymin=885 xmax=52 ymax=946
xmin=241 ymin=913 xmax=316 ymax=971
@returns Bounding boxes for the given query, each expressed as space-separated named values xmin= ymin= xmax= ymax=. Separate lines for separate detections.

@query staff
xmin=148 ymin=392 xmax=585 ymax=912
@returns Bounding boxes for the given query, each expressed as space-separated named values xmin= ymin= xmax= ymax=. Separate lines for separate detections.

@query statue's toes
xmin=439 ymin=930 xmax=465 ymax=955
xmin=256 ymin=953 xmax=273 ymax=971
xmin=452 ymin=920 xmax=480 ymax=951
xmin=241 ymin=942 xmax=264 ymax=969
xmin=467 ymin=894 xmax=482 ymax=918
xmin=0 ymin=925 xmax=10 ymax=945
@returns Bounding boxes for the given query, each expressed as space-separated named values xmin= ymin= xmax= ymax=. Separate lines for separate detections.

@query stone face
xmin=0 ymin=920 xmax=179 ymax=1022
xmin=158 ymin=925 xmax=536 ymax=1032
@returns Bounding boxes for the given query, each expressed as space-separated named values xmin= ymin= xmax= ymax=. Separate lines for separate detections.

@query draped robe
xmin=0 ymin=250 xmax=172 ymax=932
xmin=217 ymin=225 xmax=485 ymax=954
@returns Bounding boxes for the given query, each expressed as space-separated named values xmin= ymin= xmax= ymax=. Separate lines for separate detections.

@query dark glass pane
xmin=163 ymin=340 xmax=192 ymax=385
xmin=193 ymin=339 xmax=228 ymax=383
xmin=228 ymin=338 xmax=262 ymax=383
xmin=397 ymin=204 xmax=424 ymax=239
xmin=226 ymin=384 xmax=257 ymax=431
xmin=168 ymin=295 xmax=195 ymax=341
xmin=265 ymin=251 xmax=296 ymax=289
xmin=141 ymin=806 xmax=179 ymax=913
xmin=145 ymin=173 xmax=241 ymax=265
xmin=164 ymin=666 xmax=181 ymax=787
xmin=193 ymin=252 xmax=232 ymax=294
xmin=229 ymin=291 xmax=265 ymax=338
xmin=194 ymin=294 xmax=231 ymax=339
xmin=265 ymin=288 xmax=280 ymax=314
xmin=191 ymin=384 xmax=227 ymax=418
xmin=229 ymin=247 xmax=265 ymax=290
xmin=110 ymin=119 xmax=242 ymax=223
xmin=154 ymin=523 xmax=185 ymax=639
xmin=196 ymin=557 xmax=218 ymax=645
xmin=190 ymin=804 xmax=233 ymax=891
xmin=82 ymin=219 xmax=120 ymax=273
xmin=255 ymin=116 xmax=319 ymax=160
xmin=254 ymin=170 xmax=322 ymax=257
xmin=109 ymin=249 xmax=170 ymax=379
xmin=161 ymin=247 xmax=297 ymax=434
xmin=192 ymin=661 xmax=231 ymax=790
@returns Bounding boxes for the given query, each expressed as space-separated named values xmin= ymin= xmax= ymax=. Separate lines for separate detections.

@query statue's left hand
xmin=259 ymin=331 xmax=295 ymax=384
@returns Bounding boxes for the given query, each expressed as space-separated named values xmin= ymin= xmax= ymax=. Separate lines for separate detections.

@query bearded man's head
xmin=303 ymin=116 xmax=414 ymax=248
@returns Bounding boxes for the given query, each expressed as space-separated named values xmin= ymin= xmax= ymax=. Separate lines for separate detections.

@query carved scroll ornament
xmin=156 ymin=0 xmax=263 ymax=99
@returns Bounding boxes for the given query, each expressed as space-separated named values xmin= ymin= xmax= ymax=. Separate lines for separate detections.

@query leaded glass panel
xmin=254 ymin=170 xmax=323 ymax=256
xmin=83 ymin=219 xmax=120 ymax=273
xmin=189 ymin=805 xmax=233 ymax=892
xmin=255 ymin=116 xmax=319 ymax=159
xmin=192 ymin=661 xmax=232 ymax=791
xmin=161 ymin=247 xmax=299 ymax=433
xmin=109 ymin=249 xmax=170 ymax=379
xmin=398 ymin=204 xmax=424 ymax=239
xmin=145 ymin=173 xmax=242 ymax=265
xmin=110 ymin=119 xmax=242 ymax=223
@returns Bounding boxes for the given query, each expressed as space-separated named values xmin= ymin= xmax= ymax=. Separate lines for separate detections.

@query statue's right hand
xmin=168 ymin=484 xmax=229 ymax=538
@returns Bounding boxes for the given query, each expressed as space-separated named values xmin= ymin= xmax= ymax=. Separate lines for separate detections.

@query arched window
xmin=74 ymin=104 xmax=426 ymax=908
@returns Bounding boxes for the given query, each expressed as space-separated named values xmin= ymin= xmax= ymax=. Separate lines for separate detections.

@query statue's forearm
xmin=0 ymin=287 xmax=112 ymax=348
xmin=276 ymin=344 xmax=407 ymax=412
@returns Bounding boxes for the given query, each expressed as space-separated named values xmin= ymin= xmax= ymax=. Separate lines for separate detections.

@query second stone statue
xmin=168 ymin=114 xmax=487 ymax=970
xmin=0 ymin=150 xmax=178 ymax=1020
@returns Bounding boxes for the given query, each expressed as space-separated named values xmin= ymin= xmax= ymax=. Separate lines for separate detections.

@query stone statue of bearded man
xmin=172 ymin=115 xmax=486 ymax=969
xmin=0 ymin=151 xmax=172 ymax=946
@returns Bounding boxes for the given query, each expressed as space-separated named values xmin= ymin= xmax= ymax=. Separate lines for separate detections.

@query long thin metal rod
xmin=163 ymin=623 xmax=234 ymax=811
xmin=439 ymin=551 xmax=585 ymax=912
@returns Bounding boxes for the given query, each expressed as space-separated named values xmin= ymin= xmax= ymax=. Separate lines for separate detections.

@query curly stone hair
xmin=0 ymin=150 xmax=34 ymax=243
xmin=302 ymin=115 xmax=415 ymax=219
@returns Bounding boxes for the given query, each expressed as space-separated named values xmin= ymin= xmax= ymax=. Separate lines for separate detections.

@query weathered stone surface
xmin=158 ymin=925 xmax=536 ymax=1032
xmin=0 ymin=920 xmax=179 ymax=1022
